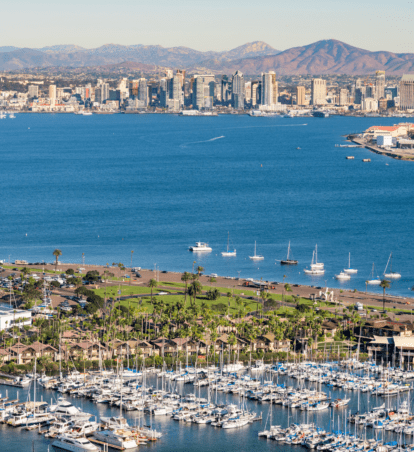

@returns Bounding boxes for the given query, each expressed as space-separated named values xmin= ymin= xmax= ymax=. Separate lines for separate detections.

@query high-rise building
xmin=138 ymin=78 xmax=148 ymax=106
xmin=231 ymin=70 xmax=245 ymax=110
xmin=400 ymin=74 xmax=414 ymax=110
xmin=160 ymin=78 xmax=168 ymax=107
xmin=192 ymin=75 xmax=215 ymax=109
xmin=375 ymin=71 xmax=386 ymax=100
xmin=311 ymin=79 xmax=326 ymax=105
xmin=251 ymin=81 xmax=259 ymax=107
xmin=101 ymin=83 xmax=110 ymax=103
xmin=261 ymin=71 xmax=277 ymax=106
xmin=366 ymin=85 xmax=376 ymax=99
xmin=244 ymin=82 xmax=251 ymax=104
xmin=339 ymin=89 xmax=349 ymax=106
xmin=355 ymin=86 xmax=366 ymax=104
xmin=28 ymin=85 xmax=39 ymax=98
xmin=296 ymin=86 xmax=305 ymax=106
xmin=49 ymin=85 xmax=56 ymax=100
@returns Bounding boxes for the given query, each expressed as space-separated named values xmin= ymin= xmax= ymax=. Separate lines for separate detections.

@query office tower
xmin=165 ymin=69 xmax=174 ymax=79
xmin=311 ymin=79 xmax=326 ymax=105
xmin=366 ymin=84 xmax=376 ymax=99
xmin=28 ymin=85 xmax=39 ymax=98
xmin=101 ymin=83 xmax=110 ymax=102
xmin=354 ymin=86 xmax=366 ymax=104
xmin=261 ymin=71 xmax=277 ymax=106
xmin=375 ymin=71 xmax=385 ymax=100
xmin=400 ymin=74 xmax=414 ymax=110
xmin=214 ymin=82 xmax=222 ymax=102
xmin=296 ymin=86 xmax=305 ymax=106
xmin=160 ymin=78 xmax=168 ymax=107
xmin=221 ymin=75 xmax=230 ymax=103
xmin=137 ymin=78 xmax=148 ymax=106
xmin=95 ymin=88 xmax=102 ymax=103
xmin=176 ymin=70 xmax=186 ymax=87
xmin=129 ymin=80 xmax=139 ymax=97
xmin=192 ymin=75 xmax=215 ymax=109
xmin=231 ymin=70 xmax=245 ymax=109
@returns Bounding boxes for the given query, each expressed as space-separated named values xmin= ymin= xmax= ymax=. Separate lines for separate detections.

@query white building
xmin=261 ymin=71 xmax=278 ymax=106
xmin=311 ymin=78 xmax=326 ymax=105
xmin=377 ymin=135 xmax=393 ymax=147
xmin=0 ymin=308 xmax=32 ymax=331
xmin=362 ymin=97 xmax=378 ymax=112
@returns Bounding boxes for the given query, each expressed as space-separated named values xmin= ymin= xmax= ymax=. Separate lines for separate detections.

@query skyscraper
xmin=28 ymin=85 xmax=39 ymax=98
xmin=251 ymin=81 xmax=259 ymax=107
xmin=231 ymin=70 xmax=245 ymax=110
xmin=311 ymin=79 xmax=326 ymax=105
xmin=261 ymin=71 xmax=277 ymax=106
xmin=296 ymin=86 xmax=305 ymax=106
xmin=138 ymin=78 xmax=148 ymax=106
xmin=400 ymin=74 xmax=414 ymax=110
xmin=375 ymin=71 xmax=386 ymax=100
xmin=49 ymin=85 xmax=56 ymax=106
xmin=192 ymin=75 xmax=215 ymax=109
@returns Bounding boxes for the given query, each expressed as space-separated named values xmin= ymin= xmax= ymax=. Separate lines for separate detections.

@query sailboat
xmin=280 ymin=241 xmax=298 ymax=265
xmin=367 ymin=263 xmax=381 ymax=285
xmin=221 ymin=232 xmax=236 ymax=257
xmin=249 ymin=241 xmax=264 ymax=261
xmin=383 ymin=253 xmax=401 ymax=279
xmin=344 ymin=252 xmax=358 ymax=274
xmin=303 ymin=245 xmax=324 ymax=275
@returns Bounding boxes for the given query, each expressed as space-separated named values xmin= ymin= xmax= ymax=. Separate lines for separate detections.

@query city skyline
xmin=2 ymin=0 xmax=414 ymax=53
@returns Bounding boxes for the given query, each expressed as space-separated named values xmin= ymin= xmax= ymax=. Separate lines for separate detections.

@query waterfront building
xmin=244 ymin=82 xmax=251 ymax=104
xmin=311 ymin=78 xmax=326 ymax=105
xmin=375 ymin=70 xmax=386 ymax=100
xmin=101 ymin=83 xmax=109 ymax=103
xmin=231 ymin=70 xmax=245 ymax=110
xmin=354 ymin=86 xmax=366 ymax=105
xmin=261 ymin=71 xmax=278 ymax=106
xmin=221 ymin=75 xmax=231 ymax=103
xmin=400 ymin=74 xmax=414 ymax=110
xmin=366 ymin=84 xmax=376 ymax=99
xmin=296 ymin=86 xmax=306 ymax=106
xmin=28 ymin=85 xmax=39 ymax=98
xmin=49 ymin=84 xmax=56 ymax=101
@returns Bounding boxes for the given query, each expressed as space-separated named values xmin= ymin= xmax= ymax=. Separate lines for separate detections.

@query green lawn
xmin=317 ymin=341 xmax=357 ymax=352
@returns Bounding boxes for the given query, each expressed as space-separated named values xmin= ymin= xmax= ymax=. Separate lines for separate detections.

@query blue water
xmin=0 ymin=373 xmax=408 ymax=452
xmin=1 ymin=114 xmax=414 ymax=297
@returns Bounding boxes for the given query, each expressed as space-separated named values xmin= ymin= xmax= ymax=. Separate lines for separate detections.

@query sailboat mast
xmin=227 ymin=232 xmax=229 ymax=252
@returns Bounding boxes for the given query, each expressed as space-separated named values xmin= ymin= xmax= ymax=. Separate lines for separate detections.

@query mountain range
xmin=1 ymin=40 xmax=414 ymax=75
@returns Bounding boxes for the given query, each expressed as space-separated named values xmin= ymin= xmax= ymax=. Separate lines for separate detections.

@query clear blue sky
xmin=4 ymin=0 xmax=414 ymax=53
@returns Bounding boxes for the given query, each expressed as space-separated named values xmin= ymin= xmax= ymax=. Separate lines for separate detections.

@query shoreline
xmin=350 ymin=136 xmax=414 ymax=161
xmin=6 ymin=261 xmax=414 ymax=312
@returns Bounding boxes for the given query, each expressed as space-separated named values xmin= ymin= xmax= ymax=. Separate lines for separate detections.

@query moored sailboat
xmin=280 ymin=241 xmax=298 ymax=265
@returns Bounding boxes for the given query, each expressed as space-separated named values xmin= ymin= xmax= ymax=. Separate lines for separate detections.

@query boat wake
xmin=180 ymin=136 xmax=225 ymax=147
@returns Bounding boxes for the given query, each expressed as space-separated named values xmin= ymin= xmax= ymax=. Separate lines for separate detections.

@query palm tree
xmin=148 ymin=279 xmax=157 ymax=300
xmin=197 ymin=266 xmax=204 ymax=277
xmin=226 ymin=292 xmax=232 ymax=316
xmin=188 ymin=280 xmax=202 ymax=307
xmin=284 ymin=283 xmax=292 ymax=302
xmin=380 ymin=279 xmax=391 ymax=312
xmin=53 ymin=249 xmax=62 ymax=271
xmin=181 ymin=272 xmax=191 ymax=306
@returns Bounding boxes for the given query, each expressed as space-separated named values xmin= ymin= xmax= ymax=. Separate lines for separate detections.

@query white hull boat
xmin=52 ymin=434 xmax=100 ymax=452
xmin=189 ymin=242 xmax=212 ymax=252
xmin=249 ymin=241 xmax=264 ymax=261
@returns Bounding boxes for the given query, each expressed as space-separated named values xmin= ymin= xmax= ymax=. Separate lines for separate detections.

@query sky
xmin=3 ymin=0 xmax=414 ymax=53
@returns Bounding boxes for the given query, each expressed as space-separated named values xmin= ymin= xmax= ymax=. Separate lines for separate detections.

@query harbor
xmin=1 ymin=360 xmax=414 ymax=451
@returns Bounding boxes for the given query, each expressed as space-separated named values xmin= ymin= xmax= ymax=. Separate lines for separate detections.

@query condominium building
xmin=400 ymin=74 xmax=414 ymax=110
xmin=261 ymin=71 xmax=278 ymax=106
xmin=192 ymin=74 xmax=215 ymax=109
xmin=49 ymin=84 xmax=56 ymax=100
xmin=138 ymin=78 xmax=148 ymax=106
xmin=311 ymin=79 xmax=326 ymax=105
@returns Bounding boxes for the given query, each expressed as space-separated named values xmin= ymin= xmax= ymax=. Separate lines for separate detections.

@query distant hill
xmin=0 ymin=42 xmax=279 ymax=71
xmin=0 ymin=46 xmax=20 ymax=53
xmin=204 ymin=40 xmax=414 ymax=75
xmin=2 ymin=39 xmax=414 ymax=74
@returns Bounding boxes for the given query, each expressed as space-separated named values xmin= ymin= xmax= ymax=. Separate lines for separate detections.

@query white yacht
xmin=335 ymin=271 xmax=351 ymax=281
xmin=367 ymin=263 xmax=381 ymax=285
xmin=52 ymin=434 xmax=100 ymax=452
xmin=81 ymin=111 xmax=93 ymax=116
xmin=221 ymin=232 xmax=236 ymax=257
xmin=344 ymin=252 xmax=358 ymax=274
xmin=249 ymin=241 xmax=264 ymax=261
xmin=189 ymin=242 xmax=212 ymax=252
xmin=48 ymin=397 xmax=89 ymax=421
xmin=93 ymin=429 xmax=137 ymax=449
xmin=383 ymin=253 xmax=401 ymax=279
